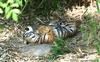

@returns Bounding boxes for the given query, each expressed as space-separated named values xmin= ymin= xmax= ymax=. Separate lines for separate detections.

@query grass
xmin=48 ymin=38 xmax=71 ymax=60
xmin=80 ymin=14 xmax=100 ymax=56
xmin=48 ymin=14 xmax=100 ymax=61
xmin=80 ymin=15 xmax=100 ymax=62
xmin=80 ymin=14 xmax=97 ymax=46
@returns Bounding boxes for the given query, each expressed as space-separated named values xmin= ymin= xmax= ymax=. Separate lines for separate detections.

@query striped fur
xmin=23 ymin=26 xmax=54 ymax=44
xmin=49 ymin=21 xmax=76 ymax=39
xmin=23 ymin=21 xmax=76 ymax=44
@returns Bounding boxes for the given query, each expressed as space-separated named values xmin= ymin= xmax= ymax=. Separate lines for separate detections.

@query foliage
xmin=96 ymin=0 xmax=100 ymax=13
xmin=0 ymin=24 xmax=5 ymax=32
xmin=0 ymin=0 xmax=63 ymax=22
xmin=48 ymin=38 xmax=70 ymax=60
xmin=80 ymin=14 xmax=100 ymax=55
xmin=24 ymin=0 xmax=62 ymax=18
xmin=93 ymin=23 xmax=100 ymax=54
xmin=0 ymin=0 xmax=26 ymax=22
xmin=80 ymin=15 xmax=97 ymax=42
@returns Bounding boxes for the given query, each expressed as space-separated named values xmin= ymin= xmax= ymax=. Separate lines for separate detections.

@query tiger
xmin=49 ymin=21 xmax=77 ymax=39
xmin=36 ymin=25 xmax=52 ymax=34
xmin=23 ymin=26 xmax=54 ymax=44
xmin=23 ymin=21 xmax=76 ymax=44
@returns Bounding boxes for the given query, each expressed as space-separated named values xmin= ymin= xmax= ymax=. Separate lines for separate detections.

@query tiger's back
xmin=49 ymin=21 xmax=77 ymax=39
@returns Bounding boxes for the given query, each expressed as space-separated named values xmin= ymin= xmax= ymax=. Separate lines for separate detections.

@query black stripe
xmin=43 ymin=33 xmax=47 ymax=43
xmin=38 ymin=36 xmax=41 ymax=44
xmin=32 ymin=35 xmax=35 ymax=38
xmin=56 ymin=23 xmax=63 ymax=38
xmin=62 ymin=27 xmax=73 ymax=37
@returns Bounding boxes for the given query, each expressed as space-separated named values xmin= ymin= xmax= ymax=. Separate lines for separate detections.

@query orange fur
xmin=37 ymin=25 xmax=54 ymax=43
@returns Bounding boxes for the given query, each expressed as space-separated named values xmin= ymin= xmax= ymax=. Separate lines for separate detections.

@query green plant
xmin=23 ymin=0 xmax=62 ymax=19
xmin=80 ymin=14 xmax=97 ymax=46
xmin=48 ymin=38 xmax=70 ymax=60
xmin=96 ymin=0 xmax=100 ymax=13
xmin=0 ymin=0 xmax=26 ymax=22
xmin=35 ymin=0 xmax=61 ymax=16
xmin=80 ymin=14 xmax=100 ymax=55
xmin=0 ymin=24 xmax=5 ymax=32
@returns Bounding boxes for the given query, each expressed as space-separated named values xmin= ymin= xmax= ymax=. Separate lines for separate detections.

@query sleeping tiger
xmin=23 ymin=21 xmax=76 ymax=44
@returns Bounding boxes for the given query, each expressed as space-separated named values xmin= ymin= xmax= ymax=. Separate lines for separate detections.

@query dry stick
xmin=36 ymin=17 xmax=45 ymax=24
xmin=87 ymin=33 xmax=92 ymax=46
xmin=37 ymin=0 xmax=45 ymax=9
xmin=80 ymin=8 xmax=88 ymax=21
xmin=21 ymin=0 xmax=29 ymax=13
xmin=33 ymin=0 xmax=45 ymax=12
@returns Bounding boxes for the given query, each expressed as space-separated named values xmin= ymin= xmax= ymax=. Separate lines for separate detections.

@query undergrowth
xmin=81 ymin=14 xmax=100 ymax=55
xmin=48 ymin=14 xmax=100 ymax=61
xmin=48 ymin=38 xmax=70 ymax=60
xmin=80 ymin=14 xmax=100 ymax=61
xmin=80 ymin=14 xmax=97 ymax=46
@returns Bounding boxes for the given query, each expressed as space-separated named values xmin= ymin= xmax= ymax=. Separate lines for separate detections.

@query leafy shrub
xmin=0 ymin=0 xmax=26 ymax=22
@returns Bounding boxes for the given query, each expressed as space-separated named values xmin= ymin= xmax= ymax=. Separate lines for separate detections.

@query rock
xmin=18 ymin=44 xmax=52 ymax=57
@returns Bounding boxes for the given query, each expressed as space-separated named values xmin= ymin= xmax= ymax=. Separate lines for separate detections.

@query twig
xmin=36 ymin=17 xmax=45 ymax=24
xmin=80 ymin=8 xmax=88 ymax=21
xmin=21 ymin=0 xmax=29 ymax=13
xmin=37 ymin=0 xmax=45 ymax=9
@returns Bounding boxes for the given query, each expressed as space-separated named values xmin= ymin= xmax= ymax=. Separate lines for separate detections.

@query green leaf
xmin=7 ymin=0 xmax=14 ymax=3
xmin=5 ymin=10 xmax=12 ymax=19
xmin=11 ymin=3 xmax=19 ymax=7
xmin=12 ymin=9 xmax=21 ymax=14
xmin=16 ymin=0 xmax=23 ymax=6
xmin=0 ymin=2 xmax=3 ymax=7
xmin=2 ymin=3 xmax=8 ymax=8
xmin=0 ymin=8 xmax=3 ymax=13
xmin=5 ymin=6 xmax=11 ymax=15
xmin=12 ymin=12 xmax=18 ymax=22
xmin=24 ymin=0 xmax=27 ymax=2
